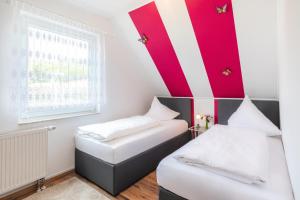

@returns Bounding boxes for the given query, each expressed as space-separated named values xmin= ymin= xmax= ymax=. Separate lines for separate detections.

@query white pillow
xmin=228 ymin=96 xmax=281 ymax=136
xmin=145 ymin=97 xmax=180 ymax=121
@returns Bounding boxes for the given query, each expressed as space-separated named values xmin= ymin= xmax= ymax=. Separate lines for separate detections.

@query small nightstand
xmin=189 ymin=126 xmax=207 ymax=139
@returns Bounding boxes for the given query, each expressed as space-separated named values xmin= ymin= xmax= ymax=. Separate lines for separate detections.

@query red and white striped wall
xmin=125 ymin=0 xmax=278 ymax=124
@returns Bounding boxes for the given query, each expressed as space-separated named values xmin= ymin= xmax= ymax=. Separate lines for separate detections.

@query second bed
xmin=157 ymin=98 xmax=294 ymax=200
xmin=75 ymin=97 xmax=193 ymax=196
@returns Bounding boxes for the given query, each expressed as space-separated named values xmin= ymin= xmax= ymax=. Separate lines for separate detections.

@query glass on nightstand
xmin=188 ymin=126 xmax=207 ymax=139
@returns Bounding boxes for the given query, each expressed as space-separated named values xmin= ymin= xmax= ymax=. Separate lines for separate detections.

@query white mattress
xmin=157 ymin=137 xmax=294 ymax=200
xmin=75 ymin=119 xmax=188 ymax=164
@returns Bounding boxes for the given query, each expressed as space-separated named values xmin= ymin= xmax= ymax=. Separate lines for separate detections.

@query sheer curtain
xmin=10 ymin=1 xmax=106 ymax=121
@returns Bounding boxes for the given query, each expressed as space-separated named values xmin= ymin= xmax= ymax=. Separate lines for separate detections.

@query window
xmin=18 ymin=8 xmax=105 ymax=122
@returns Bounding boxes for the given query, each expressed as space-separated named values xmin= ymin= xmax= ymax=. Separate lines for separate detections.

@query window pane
xmin=17 ymin=7 xmax=103 ymax=122
xmin=27 ymin=27 xmax=90 ymax=110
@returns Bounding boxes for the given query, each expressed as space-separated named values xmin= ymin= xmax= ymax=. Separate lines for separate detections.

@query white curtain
xmin=10 ymin=1 xmax=106 ymax=121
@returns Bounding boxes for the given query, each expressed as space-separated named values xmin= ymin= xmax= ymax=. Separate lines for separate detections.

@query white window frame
xmin=18 ymin=11 xmax=104 ymax=124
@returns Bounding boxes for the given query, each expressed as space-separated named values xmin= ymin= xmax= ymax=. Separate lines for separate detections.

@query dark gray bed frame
xmin=75 ymin=97 xmax=193 ymax=196
xmin=159 ymin=98 xmax=280 ymax=200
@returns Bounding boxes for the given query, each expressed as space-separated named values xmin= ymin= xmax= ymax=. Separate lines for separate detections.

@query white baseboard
xmin=46 ymin=167 xmax=75 ymax=179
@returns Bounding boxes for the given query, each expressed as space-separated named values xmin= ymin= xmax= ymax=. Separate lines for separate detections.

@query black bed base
xmin=75 ymin=131 xmax=191 ymax=196
xmin=159 ymin=187 xmax=187 ymax=200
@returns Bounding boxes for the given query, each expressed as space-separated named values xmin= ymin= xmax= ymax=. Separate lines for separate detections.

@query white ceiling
xmin=63 ymin=0 xmax=152 ymax=18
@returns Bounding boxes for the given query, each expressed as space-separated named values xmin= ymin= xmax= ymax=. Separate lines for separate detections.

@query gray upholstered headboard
xmin=217 ymin=99 xmax=280 ymax=128
xmin=158 ymin=97 xmax=193 ymax=127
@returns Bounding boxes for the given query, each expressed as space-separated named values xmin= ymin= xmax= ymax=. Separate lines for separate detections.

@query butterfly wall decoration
xmin=222 ymin=68 xmax=232 ymax=76
xmin=216 ymin=4 xmax=228 ymax=14
xmin=138 ymin=34 xmax=148 ymax=44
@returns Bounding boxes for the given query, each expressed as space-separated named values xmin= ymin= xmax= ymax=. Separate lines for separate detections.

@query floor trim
xmin=0 ymin=169 xmax=75 ymax=200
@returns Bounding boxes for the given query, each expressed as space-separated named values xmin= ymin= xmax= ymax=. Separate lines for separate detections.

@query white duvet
xmin=78 ymin=116 xmax=160 ymax=142
xmin=175 ymin=125 xmax=269 ymax=184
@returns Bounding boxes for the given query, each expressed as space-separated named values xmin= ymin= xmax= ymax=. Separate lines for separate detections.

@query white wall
xmin=111 ymin=10 xmax=170 ymax=97
xmin=278 ymin=0 xmax=300 ymax=199
xmin=0 ymin=0 xmax=158 ymax=178
xmin=194 ymin=98 xmax=215 ymax=127
xmin=233 ymin=0 xmax=278 ymax=99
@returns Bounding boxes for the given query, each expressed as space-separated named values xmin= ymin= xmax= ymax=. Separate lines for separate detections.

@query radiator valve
xmin=37 ymin=178 xmax=46 ymax=192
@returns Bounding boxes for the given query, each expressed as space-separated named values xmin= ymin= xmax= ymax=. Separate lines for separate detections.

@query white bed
xmin=75 ymin=119 xmax=188 ymax=164
xmin=157 ymin=136 xmax=294 ymax=200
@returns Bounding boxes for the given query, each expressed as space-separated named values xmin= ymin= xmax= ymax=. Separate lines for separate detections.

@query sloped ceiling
xmin=59 ymin=0 xmax=278 ymax=99
xmin=113 ymin=0 xmax=278 ymax=99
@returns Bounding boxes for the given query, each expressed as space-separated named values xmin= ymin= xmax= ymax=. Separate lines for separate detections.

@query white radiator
xmin=0 ymin=127 xmax=50 ymax=195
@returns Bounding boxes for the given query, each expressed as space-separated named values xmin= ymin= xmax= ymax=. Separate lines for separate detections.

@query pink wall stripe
xmin=129 ymin=2 xmax=193 ymax=97
xmin=214 ymin=99 xmax=219 ymax=124
xmin=185 ymin=0 xmax=245 ymax=98
xmin=191 ymin=99 xmax=195 ymax=127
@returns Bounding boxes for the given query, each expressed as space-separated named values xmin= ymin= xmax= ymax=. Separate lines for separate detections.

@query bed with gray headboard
xmin=217 ymin=99 xmax=280 ymax=128
xmin=159 ymin=98 xmax=281 ymax=200
xmin=75 ymin=97 xmax=193 ymax=196
xmin=158 ymin=97 xmax=193 ymax=127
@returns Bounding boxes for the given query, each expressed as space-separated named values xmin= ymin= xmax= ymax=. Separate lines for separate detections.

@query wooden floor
xmin=79 ymin=172 xmax=158 ymax=200
xmin=115 ymin=172 xmax=158 ymax=200
xmin=26 ymin=171 xmax=159 ymax=200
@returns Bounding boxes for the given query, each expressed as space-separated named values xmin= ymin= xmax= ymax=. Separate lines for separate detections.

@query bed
xmin=157 ymin=99 xmax=294 ymax=200
xmin=75 ymin=97 xmax=193 ymax=196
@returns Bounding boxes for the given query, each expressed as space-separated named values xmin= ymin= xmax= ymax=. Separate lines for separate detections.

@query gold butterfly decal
xmin=138 ymin=34 xmax=148 ymax=44
xmin=216 ymin=4 xmax=227 ymax=14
